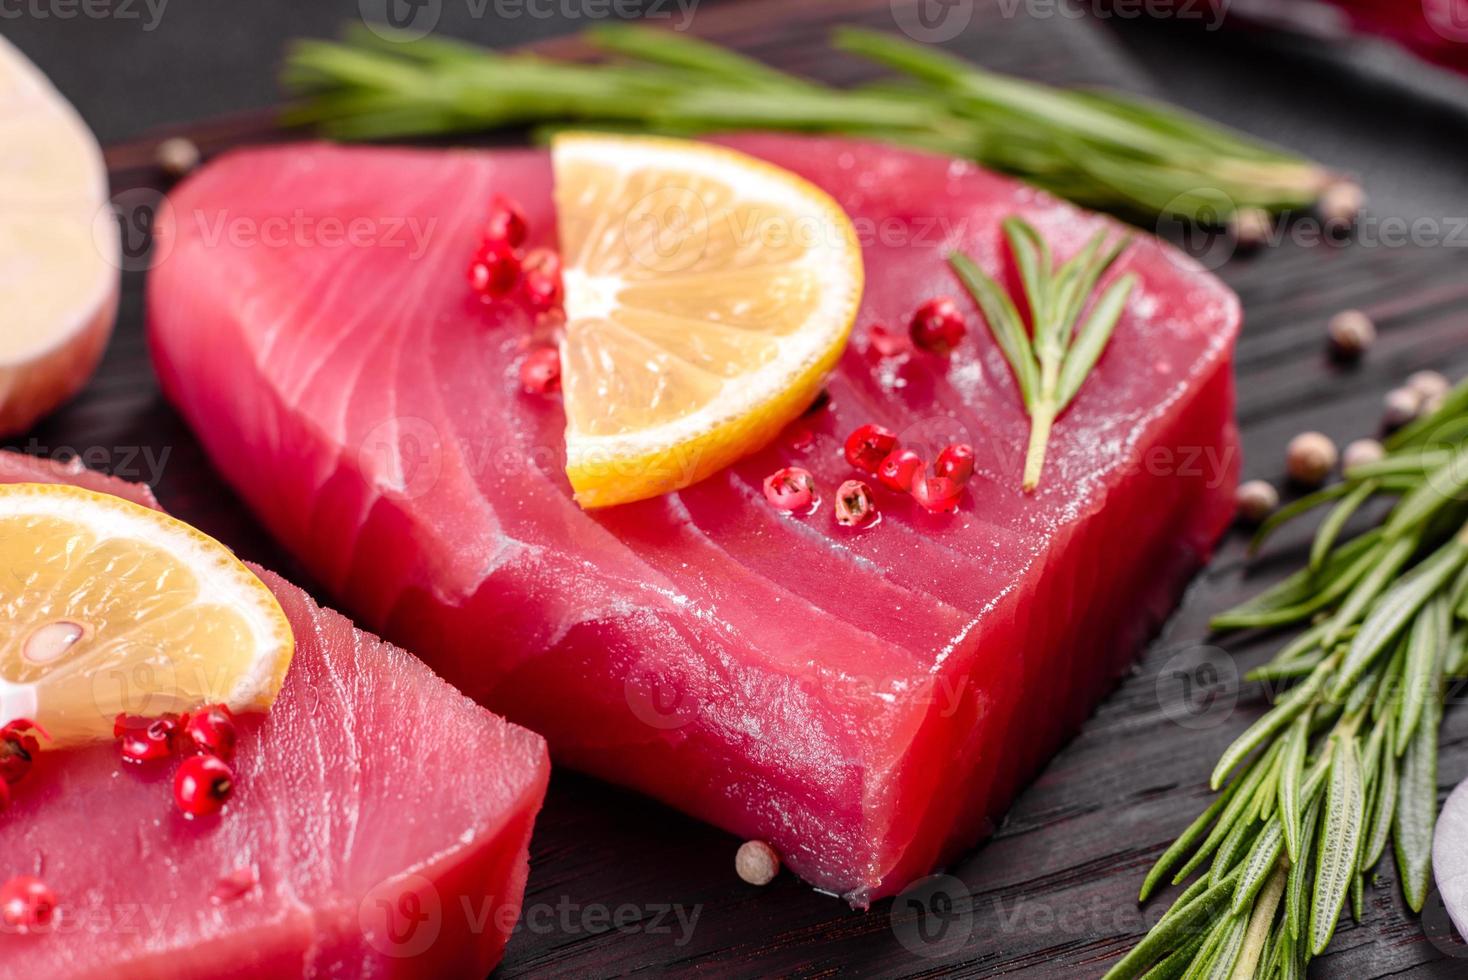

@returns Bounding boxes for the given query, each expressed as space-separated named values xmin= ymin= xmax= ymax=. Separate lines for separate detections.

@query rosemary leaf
xmin=946 ymin=252 xmax=1036 ymax=402
xmin=1102 ymin=868 xmax=1242 ymax=980
xmin=1231 ymin=867 xmax=1287 ymax=980
xmin=1396 ymin=594 xmax=1451 ymax=755
xmin=1140 ymin=781 xmax=1243 ymax=902
xmin=1384 ymin=444 xmax=1468 ymax=539
xmin=1394 ymin=671 xmax=1442 ymax=912
xmin=1310 ymin=479 xmax=1377 ymax=574
xmin=1177 ymin=743 xmax=1281 ymax=884
xmin=950 ymin=217 xmax=1133 ymax=491
xmin=1198 ymin=914 xmax=1249 ymax=980
xmin=1309 ymin=737 xmax=1364 ymax=955
xmin=1274 ymin=930 xmax=1300 ymax=980
xmin=1230 ymin=820 xmax=1285 ymax=915
xmin=1286 ymin=792 xmax=1322 ymax=941
xmin=1277 ymin=713 xmax=1309 ymax=862
xmin=1332 ymin=530 xmax=1468 ymax=699
xmin=1322 ymin=531 xmax=1420 ymax=647
xmin=1249 ymin=482 xmax=1353 ymax=552
xmin=1211 ymin=658 xmax=1332 ymax=790
xmin=1211 ymin=815 xmax=1260 ymax=887
xmin=1141 ymin=931 xmax=1209 ymax=980
xmin=1057 ymin=273 xmax=1136 ymax=407
xmin=1448 ymin=625 xmax=1468 ymax=679
xmin=1210 ymin=531 xmax=1383 ymax=631
xmin=1360 ymin=715 xmax=1398 ymax=872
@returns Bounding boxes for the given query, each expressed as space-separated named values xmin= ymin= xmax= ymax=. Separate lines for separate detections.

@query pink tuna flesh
xmin=0 ymin=451 xmax=550 ymax=977
xmin=147 ymin=134 xmax=1240 ymax=904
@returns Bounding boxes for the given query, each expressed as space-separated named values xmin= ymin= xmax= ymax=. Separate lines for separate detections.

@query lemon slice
xmin=552 ymin=134 xmax=863 ymax=508
xmin=0 ymin=483 xmax=293 ymax=745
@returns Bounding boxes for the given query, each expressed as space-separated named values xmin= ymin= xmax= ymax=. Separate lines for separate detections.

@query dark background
xmin=6 ymin=0 xmax=1468 ymax=976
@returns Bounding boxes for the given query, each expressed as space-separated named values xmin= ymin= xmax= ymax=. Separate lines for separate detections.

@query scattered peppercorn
xmin=934 ymin=443 xmax=976 ymax=485
xmin=484 ymin=194 xmax=529 ymax=250
xmin=843 ymin=423 xmax=898 ymax=473
xmin=1285 ymin=432 xmax=1338 ymax=487
xmin=763 ymin=467 xmax=816 ymax=512
xmin=0 ymin=876 xmax=56 ymax=933
xmin=1326 ymin=310 xmax=1374 ymax=361
xmin=1406 ymin=370 xmax=1449 ymax=404
xmin=184 ymin=705 xmax=238 ymax=762
xmin=1342 ymin=438 xmax=1385 ymax=473
xmin=116 ymin=714 xmax=182 ymax=765
xmin=1235 ymin=480 xmax=1279 ymax=524
xmin=0 ymin=720 xmax=45 ymax=786
xmin=174 ymin=755 xmax=235 ymax=819
xmin=867 ymin=323 xmax=910 ymax=357
xmin=1318 ymin=181 xmax=1364 ymax=229
xmin=735 ymin=840 xmax=781 ymax=886
xmin=155 ymin=136 xmax=201 ymax=179
xmin=521 ymin=248 xmax=564 ymax=313
xmin=834 ymin=480 xmax=878 ymax=527
xmin=1381 ymin=387 xmax=1422 ymax=431
xmin=909 ymin=297 xmax=966 ymax=355
xmin=877 ymin=448 xmax=925 ymax=492
xmin=468 ymin=243 xmax=520 ymax=299
xmin=519 ymin=347 xmax=561 ymax=395
xmin=1229 ymin=208 xmax=1271 ymax=251
xmin=912 ymin=475 xmax=964 ymax=514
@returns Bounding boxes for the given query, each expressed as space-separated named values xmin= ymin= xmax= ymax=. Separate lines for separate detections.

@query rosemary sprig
xmin=282 ymin=24 xmax=1340 ymax=225
xmin=948 ymin=217 xmax=1135 ymax=490
xmin=1108 ymin=378 xmax=1468 ymax=979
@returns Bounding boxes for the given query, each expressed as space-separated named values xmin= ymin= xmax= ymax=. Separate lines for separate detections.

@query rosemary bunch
xmin=282 ymin=24 xmax=1339 ymax=225
xmin=949 ymin=217 xmax=1135 ymax=491
xmin=1107 ymin=380 xmax=1468 ymax=979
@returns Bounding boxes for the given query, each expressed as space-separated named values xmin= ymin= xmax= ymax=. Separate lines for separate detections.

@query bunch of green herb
xmin=283 ymin=23 xmax=1342 ymax=226
xmin=949 ymin=217 xmax=1135 ymax=491
xmin=1106 ymin=383 xmax=1468 ymax=979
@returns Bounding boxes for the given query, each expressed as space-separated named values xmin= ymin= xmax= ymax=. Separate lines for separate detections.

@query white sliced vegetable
xmin=1433 ymin=778 xmax=1468 ymax=938
xmin=0 ymin=35 xmax=118 ymax=436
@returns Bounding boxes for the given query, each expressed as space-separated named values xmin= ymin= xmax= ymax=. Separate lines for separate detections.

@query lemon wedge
xmin=0 ymin=483 xmax=293 ymax=745
xmin=552 ymin=134 xmax=863 ymax=508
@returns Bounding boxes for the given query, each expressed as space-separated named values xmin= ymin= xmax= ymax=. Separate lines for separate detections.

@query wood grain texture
xmin=11 ymin=0 xmax=1468 ymax=975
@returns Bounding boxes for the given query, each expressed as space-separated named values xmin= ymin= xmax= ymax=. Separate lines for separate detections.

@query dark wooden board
xmin=14 ymin=1 xmax=1468 ymax=975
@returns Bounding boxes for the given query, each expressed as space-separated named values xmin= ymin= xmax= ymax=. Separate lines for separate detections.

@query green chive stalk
xmin=283 ymin=23 xmax=1341 ymax=226
xmin=1107 ymin=381 xmax=1468 ymax=978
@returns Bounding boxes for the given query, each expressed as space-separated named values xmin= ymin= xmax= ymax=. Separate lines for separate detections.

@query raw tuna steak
xmin=0 ymin=451 xmax=550 ymax=977
xmin=148 ymin=135 xmax=1240 ymax=903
